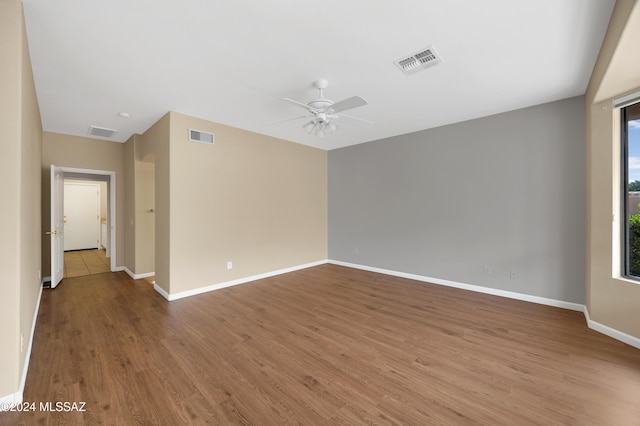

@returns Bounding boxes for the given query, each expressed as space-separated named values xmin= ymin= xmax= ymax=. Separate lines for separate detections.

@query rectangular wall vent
xmin=394 ymin=46 xmax=443 ymax=76
xmin=88 ymin=125 xmax=117 ymax=138
xmin=189 ymin=128 xmax=215 ymax=145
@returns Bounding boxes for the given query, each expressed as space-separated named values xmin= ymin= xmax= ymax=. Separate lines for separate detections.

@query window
xmin=622 ymin=100 xmax=640 ymax=279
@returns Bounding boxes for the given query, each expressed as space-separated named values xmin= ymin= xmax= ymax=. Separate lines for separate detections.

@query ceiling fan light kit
xmin=303 ymin=119 xmax=338 ymax=137
xmin=281 ymin=79 xmax=372 ymax=137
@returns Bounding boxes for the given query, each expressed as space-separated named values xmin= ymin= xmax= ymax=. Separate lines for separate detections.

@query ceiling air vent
xmin=189 ymin=128 xmax=215 ymax=145
xmin=88 ymin=125 xmax=117 ymax=138
xmin=394 ymin=46 xmax=443 ymax=76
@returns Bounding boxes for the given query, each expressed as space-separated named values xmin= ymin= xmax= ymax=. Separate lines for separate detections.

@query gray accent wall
xmin=329 ymin=96 xmax=585 ymax=303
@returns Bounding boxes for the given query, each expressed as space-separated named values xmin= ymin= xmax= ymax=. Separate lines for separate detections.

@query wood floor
xmin=2 ymin=265 xmax=639 ymax=425
xmin=63 ymin=249 xmax=110 ymax=278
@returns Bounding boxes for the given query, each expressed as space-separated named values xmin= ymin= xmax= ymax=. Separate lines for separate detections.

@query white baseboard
xmin=2 ymin=260 xmax=636 ymax=408
xmin=154 ymin=260 xmax=328 ymax=301
xmin=123 ymin=266 xmax=155 ymax=280
xmin=149 ymin=258 xmax=639 ymax=350
xmin=583 ymin=307 xmax=640 ymax=349
xmin=329 ymin=260 xmax=584 ymax=311
xmin=19 ymin=283 xmax=43 ymax=401
xmin=0 ymin=392 xmax=21 ymax=410
xmin=1 ymin=281 xmax=44 ymax=408
xmin=153 ymin=283 xmax=170 ymax=300
xmin=329 ymin=260 xmax=640 ymax=349
xmin=136 ymin=272 xmax=155 ymax=279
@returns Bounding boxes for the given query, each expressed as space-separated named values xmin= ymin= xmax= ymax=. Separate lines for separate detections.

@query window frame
xmin=621 ymin=105 xmax=633 ymax=279
xmin=620 ymin=98 xmax=640 ymax=281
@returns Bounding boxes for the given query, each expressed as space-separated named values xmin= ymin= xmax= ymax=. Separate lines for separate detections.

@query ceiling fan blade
xmin=282 ymin=98 xmax=312 ymax=111
xmin=338 ymin=113 xmax=374 ymax=126
xmin=329 ymin=96 xmax=368 ymax=113
xmin=270 ymin=114 xmax=313 ymax=124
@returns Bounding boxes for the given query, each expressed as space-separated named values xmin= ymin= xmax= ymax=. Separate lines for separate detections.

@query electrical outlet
xmin=227 ymin=261 xmax=233 ymax=270
xmin=354 ymin=248 xmax=359 ymax=256
xmin=510 ymin=270 xmax=517 ymax=279
xmin=483 ymin=266 xmax=492 ymax=275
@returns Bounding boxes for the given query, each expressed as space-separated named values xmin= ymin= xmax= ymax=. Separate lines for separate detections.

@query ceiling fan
xmin=281 ymin=79 xmax=372 ymax=137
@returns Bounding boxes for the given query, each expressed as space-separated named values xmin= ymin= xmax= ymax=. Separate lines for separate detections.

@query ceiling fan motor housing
xmin=308 ymin=99 xmax=333 ymax=111
xmin=316 ymin=112 xmax=328 ymax=123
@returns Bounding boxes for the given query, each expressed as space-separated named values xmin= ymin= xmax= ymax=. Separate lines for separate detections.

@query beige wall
xmin=0 ymin=0 xmax=42 ymax=399
xmin=0 ymin=0 xmax=23 ymax=398
xmin=20 ymin=6 xmax=43 ymax=389
xmin=135 ymin=158 xmax=155 ymax=274
xmin=42 ymin=132 xmax=125 ymax=275
xmin=166 ymin=112 xmax=327 ymax=294
xmin=124 ymin=135 xmax=136 ymax=271
xmin=99 ymin=181 xmax=108 ymax=220
xmin=586 ymin=0 xmax=640 ymax=338
xmin=139 ymin=114 xmax=170 ymax=291
xmin=124 ymin=134 xmax=156 ymax=275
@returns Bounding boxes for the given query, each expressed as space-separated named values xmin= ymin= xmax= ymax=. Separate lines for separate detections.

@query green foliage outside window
xmin=628 ymin=213 xmax=640 ymax=276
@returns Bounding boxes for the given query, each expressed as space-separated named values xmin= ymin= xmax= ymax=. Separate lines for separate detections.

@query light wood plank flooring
xmin=2 ymin=264 xmax=639 ymax=425
xmin=63 ymin=249 xmax=110 ymax=278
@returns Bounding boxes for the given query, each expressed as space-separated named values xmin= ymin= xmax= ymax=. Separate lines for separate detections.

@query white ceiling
xmin=22 ymin=0 xmax=615 ymax=151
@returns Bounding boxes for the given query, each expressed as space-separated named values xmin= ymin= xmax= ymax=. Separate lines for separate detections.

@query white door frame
xmin=57 ymin=167 xmax=117 ymax=271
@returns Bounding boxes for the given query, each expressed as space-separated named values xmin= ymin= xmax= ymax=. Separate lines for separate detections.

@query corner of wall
xmin=584 ymin=0 xmax=640 ymax=340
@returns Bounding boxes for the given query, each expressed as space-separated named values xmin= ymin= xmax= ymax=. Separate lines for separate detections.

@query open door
xmin=50 ymin=165 xmax=64 ymax=288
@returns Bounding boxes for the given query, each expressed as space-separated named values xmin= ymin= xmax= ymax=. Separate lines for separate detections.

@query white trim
xmin=154 ymin=260 xmax=328 ymax=301
xmin=0 ymin=392 xmax=21 ymax=410
xmin=19 ymin=284 xmax=43 ymax=400
xmin=153 ymin=283 xmax=171 ymax=300
xmin=1 ymin=282 xmax=44 ymax=408
xmin=329 ymin=260 xmax=584 ymax=311
xmin=148 ymin=258 xmax=639 ymax=350
xmin=613 ymin=90 xmax=640 ymax=108
xmin=583 ymin=307 xmax=640 ymax=350
xmin=123 ymin=267 xmax=155 ymax=280
xmin=5 ymin=263 xmax=638 ymax=408
xmin=329 ymin=260 xmax=640 ymax=349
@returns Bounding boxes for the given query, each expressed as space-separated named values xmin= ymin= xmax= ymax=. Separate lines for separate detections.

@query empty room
xmin=2 ymin=0 xmax=640 ymax=424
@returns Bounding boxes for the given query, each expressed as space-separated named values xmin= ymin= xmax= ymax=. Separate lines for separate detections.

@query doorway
xmin=64 ymin=181 xmax=101 ymax=251
xmin=50 ymin=166 xmax=117 ymax=285
xmin=63 ymin=179 xmax=109 ymax=277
